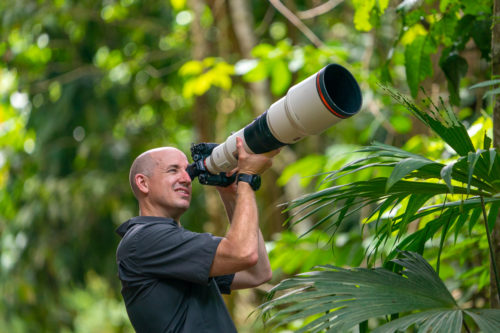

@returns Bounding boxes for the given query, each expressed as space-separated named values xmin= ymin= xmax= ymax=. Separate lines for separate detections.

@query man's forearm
xmin=244 ymin=229 xmax=271 ymax=278
xmin=224 ymin=182 xmax=260 ymax=261
xmin=219 ymin=185 xmax=270 ymax=272
xmin=209 ymin=136 xmax=277 ymax=277
xmin=219 ymin=185 xmax=272 ymax=288
xmin=218 ymin=188 xmax=237 ymax=222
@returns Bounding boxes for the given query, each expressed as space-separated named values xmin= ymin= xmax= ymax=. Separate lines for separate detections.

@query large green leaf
xmin=262 ymin=252 xmax=450 ymax=332
xmin=404 ymin=35 xmax=434 ymax=98
xmin=261 ymin=251 xmax=500 ymax=332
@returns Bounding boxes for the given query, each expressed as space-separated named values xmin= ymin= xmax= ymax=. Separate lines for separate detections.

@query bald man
xmin=116 ymin=138 xmax=278 ymax=332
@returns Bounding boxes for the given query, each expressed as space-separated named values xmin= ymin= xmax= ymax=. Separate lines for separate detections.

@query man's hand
xmin=216 ymin=136 xmax=280 ymax=196
xmin=235 ymin=137 xmax=280 ymax=175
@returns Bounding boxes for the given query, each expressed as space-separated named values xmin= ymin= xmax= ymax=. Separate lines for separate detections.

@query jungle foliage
xmin=1 ymin=0 xmax=498 ymax=332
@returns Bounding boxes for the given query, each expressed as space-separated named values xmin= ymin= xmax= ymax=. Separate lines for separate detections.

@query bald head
xmin=129 ymin=147 xmax=186 ymax=198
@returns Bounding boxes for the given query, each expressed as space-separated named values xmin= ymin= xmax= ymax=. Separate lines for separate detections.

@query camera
xmin=187 ymin=63 xmax=362 ymax=186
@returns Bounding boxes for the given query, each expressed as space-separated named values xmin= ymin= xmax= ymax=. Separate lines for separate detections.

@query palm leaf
xmin=464 ymin=309 xmax=500 ymax=333
xmin=469 ymin=79 xmax=500 ymax=89
xmin=488 ymin=148 xmax=497 ymax=175
xmin=372 ymin=309 xmax=463 ymax=333
xmin=381 ymin=85 xmax=475 ymax=156
xmin=261 ymin=251 xmax=457 ymax=332
xmin=261 ymin=251 xmax=500 ymax=332
xmin=386 ymin=157 xmax=436 ymax=191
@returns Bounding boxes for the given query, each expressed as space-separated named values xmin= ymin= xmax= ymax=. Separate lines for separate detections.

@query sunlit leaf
xmin=270 ymin=60 xmax=291 ymax=95
xmin=179 ymin=60 xmax=203 ymax=76
xmin=170 ymin=0 xmax=186 ymax=10
xmin=243 ymin=61 xmax=268 ymax=82
xmin=352 ymin=0 xmax=375 ymax=31
xmin=386 ymin=157 xmax=435 ymax=191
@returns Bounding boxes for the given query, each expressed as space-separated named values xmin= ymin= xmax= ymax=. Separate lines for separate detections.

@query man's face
xmin=147 ymin=148 xmax=192 ymax=220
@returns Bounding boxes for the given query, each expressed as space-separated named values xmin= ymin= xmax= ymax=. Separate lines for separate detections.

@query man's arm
xmin=216 ymin=183 xmax=272 ymax=289
xmin=208 ymin=137 xmax=276 ymax=282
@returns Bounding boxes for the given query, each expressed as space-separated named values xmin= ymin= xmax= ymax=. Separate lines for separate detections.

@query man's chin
xmin=177 ymin=200 xmax=191 ymax=211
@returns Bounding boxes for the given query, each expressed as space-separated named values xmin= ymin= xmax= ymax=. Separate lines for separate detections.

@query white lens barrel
xmin=205 ymin=129 xmax=249 ymax=174
xmin=204 ymin=64 xmax=362 ymax=174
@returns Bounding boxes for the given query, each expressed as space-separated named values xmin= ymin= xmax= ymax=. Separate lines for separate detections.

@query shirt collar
xmin=115 ymin=216 xmax=177 ymax=237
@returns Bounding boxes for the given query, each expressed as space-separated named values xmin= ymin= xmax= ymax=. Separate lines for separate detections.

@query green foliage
xmin=404 ymin=35 xmax=435 ymax=98
xmin=268 ymin=230 xmax=364 ymax=275
xmin=179 ymin=58 xmax=234 ymax=98
xmin=470 ymin=78 xmax=500 ymax=99
xmin=261 ymin=251 xmax=500 ymax=332
xmin=277 ymin=155 xmax=326 ymax=188
xmin=352 ymin=0 xmax=389 ymax=31
xmin=361 ymin=0 xmax=492 ymax=104
xmin=0 ymin=0 xmax=495 ymax=331
xmin=264 ymin=85 xmax=500 ymax=330
xmin=238 ymin=40 xmax=350 ymax=96
xmin=286 ymin=89 xmax=500 ymax=259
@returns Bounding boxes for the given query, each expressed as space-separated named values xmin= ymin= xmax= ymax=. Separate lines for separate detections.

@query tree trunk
xmin=187 ymin=0 xmax=228 ymax=238
xmin=188 ymin=0 xmax=213 ymax=143
xmin=490 ymin=0 xmax=500 ymax=308
xmin=228 ymin=0 xmax=272 ymax=116
xmin=228 ymin=0 xmax=286 ymax=236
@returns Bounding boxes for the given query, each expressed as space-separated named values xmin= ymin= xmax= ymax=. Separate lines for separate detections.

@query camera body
xmin=186 ymin=143 xmax=236 ymax=186
xmin=187 ymin=63 xmax=363 ymax=186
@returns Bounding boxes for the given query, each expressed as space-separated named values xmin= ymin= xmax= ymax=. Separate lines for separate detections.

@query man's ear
xmin=135 ymin=174 xmax=149 ymax=194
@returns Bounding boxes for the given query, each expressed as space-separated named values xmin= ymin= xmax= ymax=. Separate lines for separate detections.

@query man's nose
xmin=180 ymin=169 xmax=192 ymax=185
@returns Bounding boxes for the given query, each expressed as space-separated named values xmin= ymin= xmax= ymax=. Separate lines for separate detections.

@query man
xmin=116 ymin=137 xmax=279 ymax=332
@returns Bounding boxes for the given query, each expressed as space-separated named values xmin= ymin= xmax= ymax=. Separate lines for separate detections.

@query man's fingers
xmin=235 ymin=137 xmax=244 ymax=154
xmin=226 ymin=168 xmax=238 ymax=177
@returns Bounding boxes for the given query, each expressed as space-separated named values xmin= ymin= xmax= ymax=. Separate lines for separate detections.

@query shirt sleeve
xmin=214 ymin=274 xmax=235 ymax=294
xmin=132 ymin=223 xmax=222 ymax=285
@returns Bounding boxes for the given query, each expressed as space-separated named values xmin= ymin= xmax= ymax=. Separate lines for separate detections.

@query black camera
xmin=186 ymin=143 xmax=236 ymax=186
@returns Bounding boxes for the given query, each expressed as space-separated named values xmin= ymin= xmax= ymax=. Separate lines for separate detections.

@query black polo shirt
xmin=116 ymin=216 xmax=237 ymax=333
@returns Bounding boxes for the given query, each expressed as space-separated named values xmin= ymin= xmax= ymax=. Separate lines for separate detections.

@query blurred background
xmin=0 ymin=0 xmax=495 ymax=331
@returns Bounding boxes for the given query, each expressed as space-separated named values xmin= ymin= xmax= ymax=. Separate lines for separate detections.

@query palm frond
xmin=386 ymin=158 xmax=436 ymax=191
xmin=464 ymin=309 xmax=500 ymax=333
xmin=372 ymin=309 xmax=463 ymax=333
xmin=261 ymin=251 xmax=500 ymax=333
xmin=381 ymin=85 xmax=475 ymax=156
xmin=261 ymin=251 xmax=456 ymax=332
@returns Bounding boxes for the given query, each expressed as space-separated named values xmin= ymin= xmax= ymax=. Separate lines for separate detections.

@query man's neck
xmin=138 ymin=205 xmax=181 ymax=226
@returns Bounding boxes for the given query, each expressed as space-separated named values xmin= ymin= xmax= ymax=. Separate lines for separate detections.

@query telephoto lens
xmin=204 ymin=63 xmax=362 ymax=174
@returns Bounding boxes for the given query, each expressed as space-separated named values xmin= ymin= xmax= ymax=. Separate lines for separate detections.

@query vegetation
xmin=1 ymin=0 xmax=498 ymax=332
xmin=261 ymin=87 xmax=500 ymax=331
